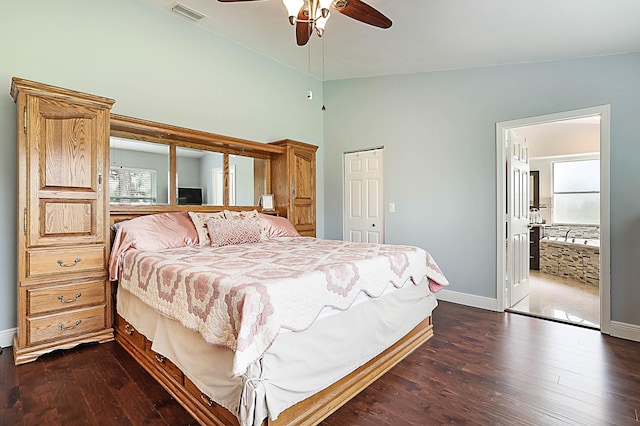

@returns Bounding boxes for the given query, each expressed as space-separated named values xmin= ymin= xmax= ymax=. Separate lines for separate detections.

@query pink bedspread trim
xmin=118 ymin=237 xmax=448 ymax=376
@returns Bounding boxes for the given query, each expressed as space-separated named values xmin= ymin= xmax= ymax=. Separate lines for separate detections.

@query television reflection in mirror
xmin=177 ymin=187 xmax=203 ymax=205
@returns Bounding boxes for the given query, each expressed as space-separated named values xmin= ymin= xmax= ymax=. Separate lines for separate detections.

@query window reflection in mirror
xmin=109 ymin=137 xmax=169 ymax=205
xmin=176 ymin=147 xmax=224 ymax=206
xmin=228 ymin=155 xmax=268 ymax=206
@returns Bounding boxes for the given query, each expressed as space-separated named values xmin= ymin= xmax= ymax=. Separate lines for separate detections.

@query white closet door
xmin=344 ymin=149 xmax=384 ymax=243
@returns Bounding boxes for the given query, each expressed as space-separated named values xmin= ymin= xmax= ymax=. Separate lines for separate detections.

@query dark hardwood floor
xmin=2 ymin=301 xmax=640 ymax=425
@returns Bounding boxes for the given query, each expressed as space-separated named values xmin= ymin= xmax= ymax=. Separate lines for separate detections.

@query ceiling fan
xmin=218 ymin=0 xmax=392 ymax=46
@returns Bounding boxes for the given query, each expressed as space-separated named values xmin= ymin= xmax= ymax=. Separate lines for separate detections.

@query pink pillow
xmin=109 ymin=212 xmax=198 ymax=280
xmin=258 ymin=214 xmax=300 ymax=238
xmin=188 ymin=211 xmax=226 ymax=246
xmin=207 ymin=217 xmax=262 ymax=247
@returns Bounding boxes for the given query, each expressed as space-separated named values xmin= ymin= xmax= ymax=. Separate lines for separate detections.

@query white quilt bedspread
xmin=118 ymin=237 xmax=448 ymax=376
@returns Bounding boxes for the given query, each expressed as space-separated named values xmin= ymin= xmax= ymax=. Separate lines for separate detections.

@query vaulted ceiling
xmin=142 ymin=0 xmax=640 ymax=80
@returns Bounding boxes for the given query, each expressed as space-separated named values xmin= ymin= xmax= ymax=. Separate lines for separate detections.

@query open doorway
xmin=496 ymin=106 xmax=611 ymax=333
xmin=511 ymin=119 xmax=601 ymax=328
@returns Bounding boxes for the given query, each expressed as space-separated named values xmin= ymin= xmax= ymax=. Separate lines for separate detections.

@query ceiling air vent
xmin=171 ymin=3 xmax=207 ymax=21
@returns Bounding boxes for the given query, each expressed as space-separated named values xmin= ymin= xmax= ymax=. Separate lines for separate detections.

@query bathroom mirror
xmin=529 ymin=170 xmax=540 ymax=209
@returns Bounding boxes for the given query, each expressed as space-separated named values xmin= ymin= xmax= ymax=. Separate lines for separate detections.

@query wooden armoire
xmin=269 ymin=139 xmax=318 ymax=237
xmin=11 ymin=78 xmax=115 ymax=364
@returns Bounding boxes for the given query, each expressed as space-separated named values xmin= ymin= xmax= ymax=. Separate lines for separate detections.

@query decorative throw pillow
xmin=258 ymin=214 xmax=300 ymax=238
xmin=223 ymin=209 xmax=259 ymax=220
xmin=188 ymin=211 xmax=226 ymax=246
xmin=207 ymin=217 xmax=262 ymax=247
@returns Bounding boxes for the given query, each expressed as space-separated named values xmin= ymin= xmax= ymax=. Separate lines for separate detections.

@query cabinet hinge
xmin=23 ymin=106 xmax=27 ymax=134
xmin=23 ymin=208 xmax=27 ymax=236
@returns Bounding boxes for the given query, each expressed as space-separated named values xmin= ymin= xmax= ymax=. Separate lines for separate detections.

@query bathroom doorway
xmin=496 ymin=106 xmax=610 ymax=332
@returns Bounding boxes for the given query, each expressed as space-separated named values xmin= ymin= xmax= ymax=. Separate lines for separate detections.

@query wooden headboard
xmin=108 ymin=113 xmax=317 ymax=237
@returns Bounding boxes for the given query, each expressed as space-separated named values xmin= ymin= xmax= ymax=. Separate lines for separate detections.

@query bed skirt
xmin=115 ymin=279 xmax=437 ymax=425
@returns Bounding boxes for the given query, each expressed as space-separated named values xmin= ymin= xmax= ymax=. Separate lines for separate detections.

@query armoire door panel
xmin=293 ymin=153 xmax=313 ymax=200
xmin=291 ymin=204 xmax=314 ymax=228
xmin=41 ymin=200 xmax=94 ymax=237
xmin=26 ymin=94 xmax=107 ymax=248
xmin=40 ymin=119 xmax=96 ymax=191
xmin=268 ymin=139 xmax=317 ymax=237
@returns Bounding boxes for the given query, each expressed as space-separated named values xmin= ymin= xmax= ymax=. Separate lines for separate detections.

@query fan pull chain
xmin=307 ymin=41 xmax=313 ymax=100
xmin=322 ymin=36 xmax=326 ymax=111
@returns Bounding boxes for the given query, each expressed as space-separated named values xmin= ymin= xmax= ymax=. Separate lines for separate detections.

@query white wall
xmin=524 ymin=122 xmax=600 ymax=158
xmin=323 ymin=53 xmax=640 ymax=326
xmin=0 ymin=0 xmax=324 ymax=341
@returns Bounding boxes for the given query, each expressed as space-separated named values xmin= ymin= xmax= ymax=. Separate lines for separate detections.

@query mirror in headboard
xmin=109 ymin=114 xmax=281 ymax=214
xmin=176 ymin=147 xmax=223 ymax=206
xmin=110 ymin=137 xmax=169 ymax=205
xmin=228 ymin=154 xmax=268 ymax=206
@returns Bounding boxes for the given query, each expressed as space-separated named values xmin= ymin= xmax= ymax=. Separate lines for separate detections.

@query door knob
xmin=372 ymin=224 xmax=376 ymax=227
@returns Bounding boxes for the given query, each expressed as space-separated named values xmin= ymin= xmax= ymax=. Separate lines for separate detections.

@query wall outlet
xmin=389 ymin=202 xmax=396 ymax=213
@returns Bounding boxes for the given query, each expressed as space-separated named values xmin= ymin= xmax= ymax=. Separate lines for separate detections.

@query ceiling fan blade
xmin=332 ymin=0 xmax=392 ymax=29
xmin=296 ymin=8 xmax=312 ymax=46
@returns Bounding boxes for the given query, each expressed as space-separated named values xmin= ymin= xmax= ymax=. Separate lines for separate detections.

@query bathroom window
xmin=553 ymin=159 xmax=599 ymax=224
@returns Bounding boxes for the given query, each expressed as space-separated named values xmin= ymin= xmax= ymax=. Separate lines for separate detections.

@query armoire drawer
xmin=26 ymin=246 xmax=105 ymax=279
xmin=27 ymin=305 xmax=106 ymax=346
xmin=27 ymin=281 xmax=106 ymax=316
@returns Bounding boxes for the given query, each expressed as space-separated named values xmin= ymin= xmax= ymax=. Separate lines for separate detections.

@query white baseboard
xmin=436 ymin=289 xmax=499 ymax=311
xmin=0 ymin=328 xmax=16 ymax=348
xmin=436 ymin=291 xmax=640 ymax=343
xmin=2 ymin=302 xmax=634 ymax=346
xmin=609 ymin=321 xmax=640 ymax=342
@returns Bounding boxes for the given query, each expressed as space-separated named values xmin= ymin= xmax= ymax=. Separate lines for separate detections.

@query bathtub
xmin=539 ymin=238 xmax=600 ymax=286
xmin=541 ymin=236 xmax=600 ymax=248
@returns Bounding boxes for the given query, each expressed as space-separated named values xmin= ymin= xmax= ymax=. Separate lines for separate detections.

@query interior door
xmin=507 ymin=130 xmax=530 ymax=306
xmin=344 ymin=149 xmax=384 ymax=243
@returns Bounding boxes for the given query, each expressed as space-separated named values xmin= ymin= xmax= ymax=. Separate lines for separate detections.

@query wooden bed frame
xmin=110 ymin=209 xmax=435 ymax=425
xmin=115 ymin=314 xmax=433 ymax=426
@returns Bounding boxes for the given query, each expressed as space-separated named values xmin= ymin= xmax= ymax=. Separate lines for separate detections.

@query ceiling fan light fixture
xmin=318 ymin=0 xmax=332 ymax=17
xmin=282 ymin=0 xmax=304 ymax=24
xmin=220 ymin=0 xmax=391 ymax=46
xmin=315 ymin=10 xmax=329 ymax=36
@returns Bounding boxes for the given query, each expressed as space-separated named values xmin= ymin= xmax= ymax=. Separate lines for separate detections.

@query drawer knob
xmin=124 ymin=324 xmax=135 ymax=335
xmin=57 ymin=258 xmax=81 ymax=268
xmin=200 ymin=393 xmax=214 ymax=407
xmin=58 ymin=293 xmax=82 ymax=303
xmin=155 ymin=353 xmax=166 ymax=363
xmin=58 ymin=319 xmax=82 ymax=331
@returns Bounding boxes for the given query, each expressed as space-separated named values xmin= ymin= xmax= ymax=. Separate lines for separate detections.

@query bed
xmin=109 ymin=211 xmax=448 ymax=425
